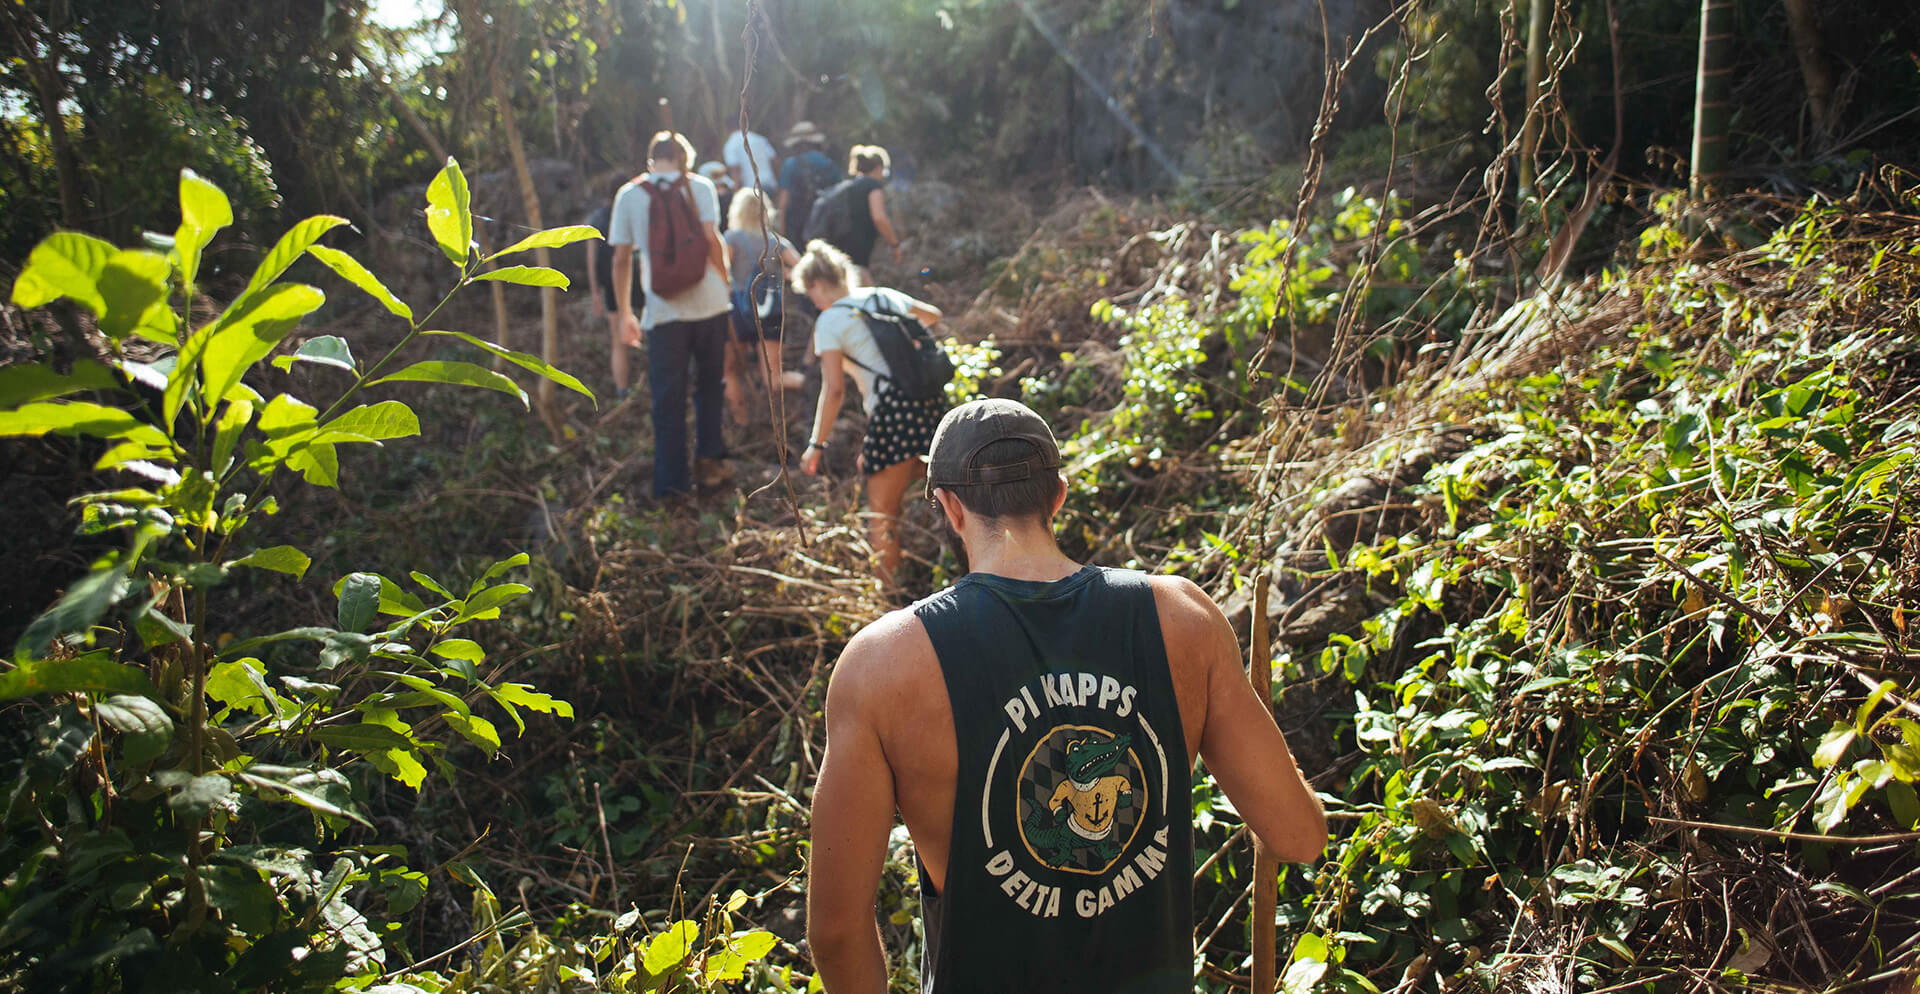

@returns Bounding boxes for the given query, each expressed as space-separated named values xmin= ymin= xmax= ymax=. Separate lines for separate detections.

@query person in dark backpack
xmin=584 ymin=189 xmax=642 ymax=401
xmin=609 ymin=131 xmax=737 ymax=499
xmin=793 ymin=239 xmax=946 ymax=585
xmin=810 ymin=144 xmax=902 ymax=288
xmin=777 ymin=121 xmax=838 ymax=245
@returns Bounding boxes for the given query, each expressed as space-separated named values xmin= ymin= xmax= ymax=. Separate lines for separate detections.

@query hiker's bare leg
xmin=724 ymin=341 xmax=750 ymax=422
xmin=865 ymin=457 xmax=924 ymax=585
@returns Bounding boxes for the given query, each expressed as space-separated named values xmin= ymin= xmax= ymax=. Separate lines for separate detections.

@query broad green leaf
xmin=425 ymin=158 xmax=473 ymax=266
xmin=272 ymin=336 xmax=356 ymax=374
xmin=453 ymin=583 xmax=531 ymax=624
xmin=493 ymin=682 xmax=573 ymax=719
xmin=704 ymin=932 xmax=780 ymax=981
xmin=424 ymin=330 xmax=596 ymax=404
xmin=187 ymin=283 xmax=328 ymax=424
xmin=430 ymin=638 xmax=485 ymax=662
xmin=643 ymin=922 xmax=701 ymax=975
xmin=371 ymin=746 xmax=429 ymax=789
xmin=237 ymin=215 xmax=348 ymax=302
xmin=95 ymin=694 xmax=173 ymax=765
xmin=238 ymin=765 xmax=371 ymax=826
xmin=1813 ymin=722 xmax=1856 ymax=768
xmin=210 ymin=398 xmax=255 ymax=475
xmin=337 ymin=573 xmax=382 ymax=633
xmin=227 ymin=545 xmax=311 ymax=579
xmin=0 ymin=401 xmax=166 ymax=447
xmin=329 ymin=572 xmax=426 ymax=617
xmin=168 ymin=772 xmax=235 ymax=819
xmin=444 ymin=713 xmax=501 ymax=754
xmin=317 ymin=401 xmax=420 ymax=443
xmin=164 ymin=283 xmax=323 ymax=428
xmin=410 ymin=570 xmax=455 ymax=600
xmin=202 ymin=865 xmax=278 ymax=936
xmin=98 ymin=250 xmax=173 ymax=341
xmin=372 ymin=360 xmax=528 ymax=407
xmin=16 ymin=557 xmax=137 ymax=660
xmin=475 ymin=552 xmax=531 ymax=591
xmin=207 ymin=658 xmax=274 ymax=716
xmin=0 ymin=360 xmax=117 ymax=406
xmin=473 ymin=265 xmax=570 ymax=289
xmin=175 ymin=168 xmax=233 ymax=287
xmin=11 ymin=231 xmax=115 ymax=312
xmin=487 ymin=225 xmax=602 ymax=261
xmin=306 ymin=244 xmax=413 ymax=321
xmin=288 ymin=441 xmax=339 ymax=487
xmin=0 ymin=652 xmax=159 ymax=702
xmin=311 ymin=722 xmax=416 ymax=752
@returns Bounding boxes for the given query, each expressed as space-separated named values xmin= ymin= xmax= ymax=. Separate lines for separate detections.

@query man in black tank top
xmin=807 ymin=399 xmax=1327 ymax=994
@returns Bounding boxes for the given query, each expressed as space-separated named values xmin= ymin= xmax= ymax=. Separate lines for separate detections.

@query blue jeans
xmin=646 ymin=313 xmax=729 ymax=497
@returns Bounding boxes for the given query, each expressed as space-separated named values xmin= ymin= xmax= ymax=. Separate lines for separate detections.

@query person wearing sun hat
xmin=805 ymin=396 xmax=1328 ymax=994
xmin=779 ymin=120 xmax=840 ymax=246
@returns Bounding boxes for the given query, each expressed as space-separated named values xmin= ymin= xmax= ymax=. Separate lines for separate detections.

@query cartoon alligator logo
xmin=1023 ymin=732 xmax=1136 ymax=868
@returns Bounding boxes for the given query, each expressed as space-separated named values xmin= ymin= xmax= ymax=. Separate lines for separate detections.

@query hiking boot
xmin=696 ymin=457 xmax=736 ymax=489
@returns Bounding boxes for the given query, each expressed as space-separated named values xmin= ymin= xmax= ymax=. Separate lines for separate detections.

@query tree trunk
xmin=0 ymin=6 xmax=82 ymax=227
xmin=1518 ymin=0 xmax=1550 ymax=196
xmin=1781 ymin=0 xmax=1835 ymax=144
xmin=1688 ymin=0 xmax=1734 ymax=198
xmin=490 ymin=59 xmax=562 ymax=433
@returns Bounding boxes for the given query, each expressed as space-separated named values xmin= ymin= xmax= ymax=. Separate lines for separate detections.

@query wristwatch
xmin=806 ymin=440 xmax=827 ymax=451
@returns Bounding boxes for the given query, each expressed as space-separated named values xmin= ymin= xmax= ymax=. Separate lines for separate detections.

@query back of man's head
xmin=648 ymin=131 xmax=694 ymax=169
xmin=928 ymin=399 xmax=1063 ymax=523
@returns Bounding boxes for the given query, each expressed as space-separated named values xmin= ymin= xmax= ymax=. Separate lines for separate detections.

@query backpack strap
xmin=823 ymin=299 xmax=887 ymax=381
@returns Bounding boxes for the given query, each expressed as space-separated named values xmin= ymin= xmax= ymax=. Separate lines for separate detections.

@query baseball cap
xmin=927 ymin=398 xmax=1061 ymax=488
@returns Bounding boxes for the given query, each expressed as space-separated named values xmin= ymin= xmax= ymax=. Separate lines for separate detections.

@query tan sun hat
xmin=785 ymin=120 xmax=827 ymax=148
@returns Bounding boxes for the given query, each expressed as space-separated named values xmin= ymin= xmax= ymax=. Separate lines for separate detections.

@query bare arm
xmin=705 ymin=222 xmax=729 ymax=281
xmin=586 ymin=241 xmax=607 ymax=315
xmin=613 ymin=244 xmax=640 ymax=344
xmin=1176 ymin=579 xmax=1327 ymax=863
xmin=804 ymin=350 xmax=847 ymax=475
xmin=867 ymin=189 xmax=901 ymax=264
xmin=806 ymin=635 xmax=897 ymax=994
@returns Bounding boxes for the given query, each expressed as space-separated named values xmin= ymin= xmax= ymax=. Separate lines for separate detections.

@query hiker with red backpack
xmin=793 ymin=239 xmax=953 ymax=586
xmin=610 ymin=131 xmax=737 ymax=500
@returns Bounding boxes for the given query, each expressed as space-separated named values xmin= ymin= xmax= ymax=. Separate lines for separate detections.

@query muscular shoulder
xmin=1144 ymin=573 xmax=1230 ymax=646
xmin=826 ymin=608 xmax=938 ymax=710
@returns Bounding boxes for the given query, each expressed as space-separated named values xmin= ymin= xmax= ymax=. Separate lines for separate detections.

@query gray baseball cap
xmin=927 ymin=398 xmax=1061 ymax=488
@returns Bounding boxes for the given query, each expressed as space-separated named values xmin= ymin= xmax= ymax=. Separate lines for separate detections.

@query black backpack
xmin=831 ymin=297 xmax=956 ymax=402
xmin=785 ymin=157 xmax=840 ymax=244
xmin=806 ymin=178 xmax=859 ymax=251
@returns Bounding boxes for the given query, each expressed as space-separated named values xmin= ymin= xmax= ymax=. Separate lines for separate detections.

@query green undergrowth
xmin=1262 ymin=200 xmax=1920 ymax=991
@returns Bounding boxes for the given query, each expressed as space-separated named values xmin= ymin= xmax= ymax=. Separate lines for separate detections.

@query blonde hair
xmin=648 ymin=130 xmax=696 ymax=168
xmin=727 ymin=187 xmax=779 ymax=233
xmin=848 ymin=144 xmax=890 ymax=176
xmin=791 ymin=239 xmax=857 ymax=294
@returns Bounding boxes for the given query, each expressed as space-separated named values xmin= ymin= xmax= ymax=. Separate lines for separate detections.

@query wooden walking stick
xmin=1248 ymin=570 xmax=1278 ymax=994
xmin=658 ymin=96 xmax=674 ymax=135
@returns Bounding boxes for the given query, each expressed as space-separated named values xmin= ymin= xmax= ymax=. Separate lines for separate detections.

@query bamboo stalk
xmin=1249 ymin=571 xmax=1278 ymax=994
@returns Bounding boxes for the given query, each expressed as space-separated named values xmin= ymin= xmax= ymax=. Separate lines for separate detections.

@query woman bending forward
xmin=793 ymin=239 xmax=945 ymax=584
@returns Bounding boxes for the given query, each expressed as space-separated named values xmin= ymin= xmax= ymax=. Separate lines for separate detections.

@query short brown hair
xmin=848 ymin=144 xmax=890 ymax=176
xmin=939 ymin=438 xmax=1064 ymax=522
xmin=649 ymin=131 xmax=695 ymax=168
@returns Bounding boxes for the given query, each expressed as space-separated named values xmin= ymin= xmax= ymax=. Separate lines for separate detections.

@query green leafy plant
xmin=0 ymin=161 xmax=601 ymax=991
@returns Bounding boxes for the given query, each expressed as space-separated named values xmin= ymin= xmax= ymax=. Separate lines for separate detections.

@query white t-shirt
xmin=608 ymin=171 xmax=731 ymax=330
xmin=812 ymin=287 xmax=921 ymax=413
xmin=723 ymin=130 xmax=779 ymax=191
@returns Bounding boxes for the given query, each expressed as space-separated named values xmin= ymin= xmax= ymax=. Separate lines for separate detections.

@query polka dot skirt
xmin=860 ymin=384 xmax=948 ymax=476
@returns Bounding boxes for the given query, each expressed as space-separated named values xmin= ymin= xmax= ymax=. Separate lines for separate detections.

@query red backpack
xmin=644 ymin=174 xmax=709 ymax=295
